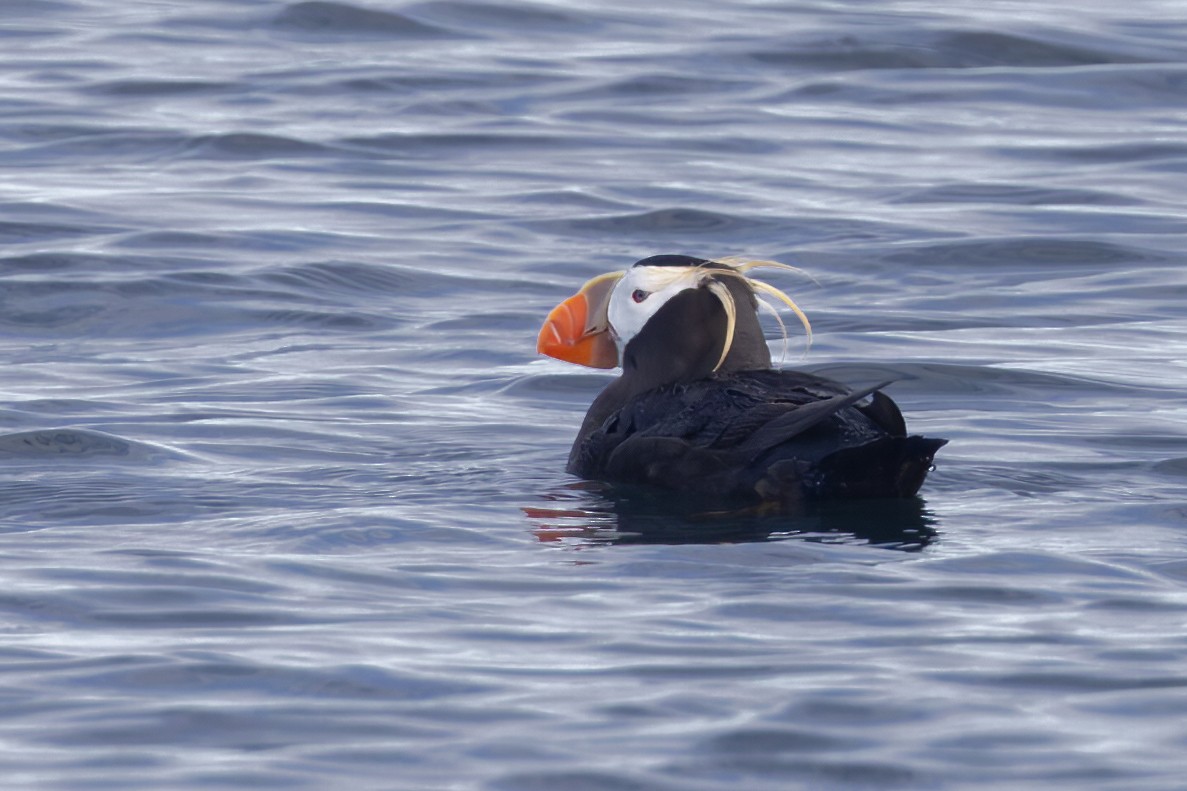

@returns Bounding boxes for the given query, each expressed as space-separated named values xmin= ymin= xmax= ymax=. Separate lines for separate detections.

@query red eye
xmin=631 ymin=289 xmax=650 ymax=303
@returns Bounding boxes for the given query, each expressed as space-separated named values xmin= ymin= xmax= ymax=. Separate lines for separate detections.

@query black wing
xmin=571 ymin=370 xmax=911 ymax=498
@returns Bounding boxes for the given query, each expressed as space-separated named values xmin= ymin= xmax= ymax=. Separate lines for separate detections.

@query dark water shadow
xmin=0 ymin=428 xmax=185 ymax=464
xmin=525 ymin=482 xmax=938 ymax=551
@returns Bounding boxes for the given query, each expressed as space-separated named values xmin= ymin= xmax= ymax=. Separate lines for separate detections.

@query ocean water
xmin=3 ymin=0 xmax=1187 ymax=788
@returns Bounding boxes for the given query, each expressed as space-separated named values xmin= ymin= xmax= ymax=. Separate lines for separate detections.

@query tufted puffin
xmin=536 ymin=254 xmax=946 ymax=509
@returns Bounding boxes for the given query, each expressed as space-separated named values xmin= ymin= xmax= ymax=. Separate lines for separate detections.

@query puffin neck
xmin=619 ymin=273 xmax=771 ymax=394
xmin=712 ymin=271 xmax=772 ymax=374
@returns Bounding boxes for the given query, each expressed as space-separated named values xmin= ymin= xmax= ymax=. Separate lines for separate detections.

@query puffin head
xmin=537 ymin=254 xmax=810 ymax=387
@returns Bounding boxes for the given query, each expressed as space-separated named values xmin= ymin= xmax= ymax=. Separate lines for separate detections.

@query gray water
xmin=3 ymin=1 xmax=1187 ymax=788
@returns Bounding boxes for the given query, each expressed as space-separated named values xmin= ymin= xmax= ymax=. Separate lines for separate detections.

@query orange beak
xmin=536 ymin=272 xmax=622 ymax=369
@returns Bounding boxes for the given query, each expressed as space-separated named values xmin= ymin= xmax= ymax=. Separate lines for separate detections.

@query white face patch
xmin=606 ymin=265 xmax=707 ymax=356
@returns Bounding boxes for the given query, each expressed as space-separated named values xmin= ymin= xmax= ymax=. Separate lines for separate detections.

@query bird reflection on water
xmin=525 ymin=482 xmax=939 ymax=550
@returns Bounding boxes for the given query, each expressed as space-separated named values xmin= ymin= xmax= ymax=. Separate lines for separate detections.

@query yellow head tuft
xmin=706 ymin=257 xmax=813 ymax=366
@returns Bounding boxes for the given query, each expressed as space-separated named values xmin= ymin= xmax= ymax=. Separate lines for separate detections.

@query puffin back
xmin=569 ymin=370 xmax=945 ymax=507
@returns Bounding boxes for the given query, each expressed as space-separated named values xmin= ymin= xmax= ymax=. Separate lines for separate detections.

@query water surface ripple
xmin=2 ymin=1 xmax=1187 ymax=789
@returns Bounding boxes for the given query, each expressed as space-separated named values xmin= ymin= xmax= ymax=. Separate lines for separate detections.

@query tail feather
xmin=757 ymin=435 xmax=946 ymax=502
xmin=810 ymin=436 xmax=947 ymax=499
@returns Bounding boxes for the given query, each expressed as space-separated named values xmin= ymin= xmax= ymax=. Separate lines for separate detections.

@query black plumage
xmin=570 ymin=369 xmax=945 ymax=508
xmin=544 ymin=254 xmax=946 ymax=508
